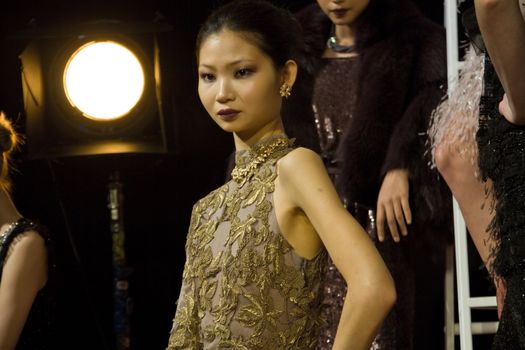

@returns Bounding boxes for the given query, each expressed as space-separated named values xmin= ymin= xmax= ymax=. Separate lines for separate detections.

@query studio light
xmin=19 ymin=20 xmax=175 ymax=158
xmin=16 ymin=19 xmax=179 ymax=350
xmin=63 ymin=41 xmax=145 ymax=121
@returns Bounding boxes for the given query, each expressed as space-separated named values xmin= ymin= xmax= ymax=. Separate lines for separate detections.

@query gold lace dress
xmin=167 ymin=136 xmax=326 ymax=349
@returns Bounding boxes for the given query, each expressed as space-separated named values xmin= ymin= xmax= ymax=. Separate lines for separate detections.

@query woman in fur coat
xmin=285 ymin=0 xmax=452 ymax=348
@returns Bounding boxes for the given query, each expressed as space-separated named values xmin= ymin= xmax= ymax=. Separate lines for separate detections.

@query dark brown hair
xmin=195 ymin=0 xmax=304 ymax=68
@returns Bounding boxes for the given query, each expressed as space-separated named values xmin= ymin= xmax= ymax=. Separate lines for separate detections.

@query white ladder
xmin=444 ymin=201 xmax=499 ymax=350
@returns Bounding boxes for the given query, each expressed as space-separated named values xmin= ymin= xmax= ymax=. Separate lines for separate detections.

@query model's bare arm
xmin=278 ymin=148 xmax=396 ymax=350
xmin=0 ymin=232 xmax=47 ymax=350
xmin=475 ymin=0 xmax=525 ymax=124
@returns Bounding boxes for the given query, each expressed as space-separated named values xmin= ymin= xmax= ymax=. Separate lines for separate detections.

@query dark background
xmin=0 ymin=1 xmax=492 ymax=349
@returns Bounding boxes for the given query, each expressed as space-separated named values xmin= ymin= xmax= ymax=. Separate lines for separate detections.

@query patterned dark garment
xmin=476 ymin=54 xmax=525 ymax=349
xmin=312 ymin=56 xmax=417 ymax=350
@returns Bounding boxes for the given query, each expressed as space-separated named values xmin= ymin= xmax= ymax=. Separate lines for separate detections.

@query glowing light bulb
xmin=64 ymin=41 xmax=145 ymax=121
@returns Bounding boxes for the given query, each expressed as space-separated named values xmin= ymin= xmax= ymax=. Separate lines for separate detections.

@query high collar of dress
xmin=231 ymin=135 xmax=293 ymax=184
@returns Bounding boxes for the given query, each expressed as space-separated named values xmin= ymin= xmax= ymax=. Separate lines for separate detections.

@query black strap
xmin=0 ymin=218 xmax=39 ymax=281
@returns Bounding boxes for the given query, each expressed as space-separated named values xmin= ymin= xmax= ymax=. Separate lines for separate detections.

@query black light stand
xmin=18 ymin=19 xmax=175 ymax=348
xmin=108 ymin=171 xmax=132 ymax=350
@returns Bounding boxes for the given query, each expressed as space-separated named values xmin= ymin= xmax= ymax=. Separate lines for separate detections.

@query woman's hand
xmin=376 ymin=169 xmax=412 ymax=243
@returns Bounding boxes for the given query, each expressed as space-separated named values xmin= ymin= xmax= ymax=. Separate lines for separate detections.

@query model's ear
xmin=281 ymin=59 xmax=298 ymax=88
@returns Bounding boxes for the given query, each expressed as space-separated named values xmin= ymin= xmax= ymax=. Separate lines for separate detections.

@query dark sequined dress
xmin=313 ymin=57 xmax=415 ymax=350
xmin=312 ymin=58 xmax=357 ymax=349
xmin=477 ymin=54 xmax=525 ymax=349
xmin=313 ymin=58 xmax=358 ymax=179
xmin=0 ymin=218 xmax=54 ymax=350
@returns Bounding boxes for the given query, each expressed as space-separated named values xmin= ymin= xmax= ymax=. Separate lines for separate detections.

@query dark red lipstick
xmin=217 ymin=108 xmax=240 ymax=121
xmin=331 ymin=9 xmax=348 ymax=18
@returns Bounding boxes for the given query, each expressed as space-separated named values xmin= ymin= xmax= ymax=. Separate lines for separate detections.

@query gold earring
xmin=279 ymin=83 xmax=292 ymax=98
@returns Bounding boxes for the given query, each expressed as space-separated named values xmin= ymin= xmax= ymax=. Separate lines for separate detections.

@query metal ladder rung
xmin=454 ymin=322 xmax=499 ymax=335
xmin=468 ymin=296 xmax=497 ymax=309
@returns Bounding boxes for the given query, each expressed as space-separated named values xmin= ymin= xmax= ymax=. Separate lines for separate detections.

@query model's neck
xmin=233 ymin=119 xmax=286 ymax=152
xmin=0 ymin=188 xmax=21 ymax=226
xmin=334 ymin=24 xmax=355 ymax=46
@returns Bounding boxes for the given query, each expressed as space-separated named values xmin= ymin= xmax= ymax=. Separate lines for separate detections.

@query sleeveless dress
xmin=0 ymin=218 xmax=54 ymax=350
xmin=167 ymin=136 xmax=326 ymax=349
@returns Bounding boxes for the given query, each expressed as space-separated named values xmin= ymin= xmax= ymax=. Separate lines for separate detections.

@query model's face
xmin=316 ymin=0 xmax=370 ymax=26
xmin=197 ymin=30 xmax=284 ymax=136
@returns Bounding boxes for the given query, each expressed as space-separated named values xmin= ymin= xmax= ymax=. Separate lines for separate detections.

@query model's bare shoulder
xmin=276 ymin=147 xmax=337 ymax=210
xmin=3 ymin=230 xmax=48 ymax=288
xmin=7 ymin=230 xmax=46 ymax=259
xmin=277 ymin=147 xmax=324 ymax=179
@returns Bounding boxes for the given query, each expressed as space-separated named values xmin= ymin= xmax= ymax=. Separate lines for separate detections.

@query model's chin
xmin=219 ymin=126 xmax=237 ymax=133
xmin=329 ymin=14 xmax=357 ymax=26
xmin=213 ymin=119 xmax=239 ymax=133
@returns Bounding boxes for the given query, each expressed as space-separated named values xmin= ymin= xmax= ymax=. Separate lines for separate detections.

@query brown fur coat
xmin=286 ymin=0 xmax=451 ymax=233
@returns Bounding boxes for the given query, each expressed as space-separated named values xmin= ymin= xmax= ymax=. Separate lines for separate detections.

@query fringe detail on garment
xmin=427 ymin=46 xmax=484 ymax=175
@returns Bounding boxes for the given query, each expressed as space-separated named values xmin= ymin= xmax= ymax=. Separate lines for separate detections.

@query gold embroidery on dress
xmin=231 ymin=137 xmax=291 ymax=185
xmin=168 ymin=136 xmax=326 ymax=350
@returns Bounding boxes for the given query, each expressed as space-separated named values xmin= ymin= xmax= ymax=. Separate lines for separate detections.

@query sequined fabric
xmin=476 ymin=55 xmax=525 ymax=348
xmin=0 ymin=218 xmax=54 ymax=350
xmin=312 ymin=58 xmax=357 ymax=349
xmin=312 ymin=57 xmax=357 ymax=175
xmin=315 ymin=212 xmax=416 ymax=350
xmin=312 ymin=56 xmax=417 ymax=350
xmin=167 ymin=136 xmax=326 ymax=350
xmin=492 ymin=274 xmax=525 ymax=349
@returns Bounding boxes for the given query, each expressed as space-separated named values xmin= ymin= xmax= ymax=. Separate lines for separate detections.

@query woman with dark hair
xmin=292 ymin=1 xmax=450 ymax=349
xmin=0 ymin=112 xmax=53 ymax=350
xmin=167 ymin=1 xmax=395 ymax=349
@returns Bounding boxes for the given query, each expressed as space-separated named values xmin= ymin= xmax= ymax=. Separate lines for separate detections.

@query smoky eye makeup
xmin=234 ymin=67 xmax=256 ymax=78
xmin=199 ymin=72 xmax=216 ymax=82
